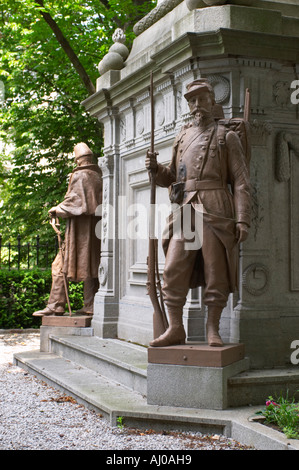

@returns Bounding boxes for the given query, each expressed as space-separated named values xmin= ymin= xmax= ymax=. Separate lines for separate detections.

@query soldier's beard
xmin=192 ymin=108 xmax=212 ymax=126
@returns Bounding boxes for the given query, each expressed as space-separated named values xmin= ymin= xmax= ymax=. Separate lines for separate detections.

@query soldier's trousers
xmin=47 ymin=253 xmax=99 ymax=314
xmin=162 ymin=211 xmax=230 ymax=311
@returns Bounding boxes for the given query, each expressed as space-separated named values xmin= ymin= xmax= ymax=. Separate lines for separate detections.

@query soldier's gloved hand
xmin=145 ymin=150 xmax=158 ymax=172
xmin=48 ymin=207 xmax=57 ymax=218
xmin=236 ymin=223 xmax=249 ymax=243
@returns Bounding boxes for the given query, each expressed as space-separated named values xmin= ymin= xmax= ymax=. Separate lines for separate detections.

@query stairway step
xmin=49 ymin=335 xmax=148 ymax=395
xmin=13 ymin=348 xmax=299 ymax=450
xmin=13 ymin=350 xmax=147 ymax=426
xmin=228 ymin=367 xmax=299 ymax=407
xmin=12 ymin=349 xmax=230 ymax=434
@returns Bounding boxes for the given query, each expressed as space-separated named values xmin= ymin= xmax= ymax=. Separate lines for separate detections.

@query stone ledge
xmin=147 ymin=358 xmax=249 ymax=409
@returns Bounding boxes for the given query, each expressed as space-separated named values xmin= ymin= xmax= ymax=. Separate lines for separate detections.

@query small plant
xmin=257 ymin=393 xmax=299 ymax=439
xmin=116 ymin=416 xmax=124 ymax=430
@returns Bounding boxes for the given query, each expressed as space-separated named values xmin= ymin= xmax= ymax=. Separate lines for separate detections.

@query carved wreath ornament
xmin=275 ymin=131 xmax=299 ymax=182
xmin=243 ymin=264 xmax=269 ymax=296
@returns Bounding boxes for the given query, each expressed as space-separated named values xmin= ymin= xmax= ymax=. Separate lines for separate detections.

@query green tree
xmin=0 ymin=0 xmax=157 ymax=244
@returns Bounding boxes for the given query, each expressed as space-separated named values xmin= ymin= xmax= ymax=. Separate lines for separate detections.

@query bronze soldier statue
xmin=33 ymin=143 xmax=102 ymax=317
xmin=145 ymin=79 xmax=251 ymax=347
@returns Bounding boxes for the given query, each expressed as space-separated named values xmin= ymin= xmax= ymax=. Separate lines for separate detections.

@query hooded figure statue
xmin=33 ymin=143 xmax=102 ymax=317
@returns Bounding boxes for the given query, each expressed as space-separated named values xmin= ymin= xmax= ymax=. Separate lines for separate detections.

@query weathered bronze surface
xmin=42 ymin=314 xmax=92 ymax=328
xmin=148 ymin=343 xmax=245 ymax=367
xmin=33 ymin=143 xmax=102 ymax=318
xmin=146 ymin=79 xmax=251 ymax=348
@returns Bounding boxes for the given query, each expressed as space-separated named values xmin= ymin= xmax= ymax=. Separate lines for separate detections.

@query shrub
xmin=0 ymin=270 xmax=83 ymax=329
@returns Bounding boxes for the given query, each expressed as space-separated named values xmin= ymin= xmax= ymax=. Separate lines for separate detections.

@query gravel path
xmin=0 ymin=330 xmax=254 ymax=451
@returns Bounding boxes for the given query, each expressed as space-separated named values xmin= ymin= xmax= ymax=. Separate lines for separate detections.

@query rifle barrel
xmin=244 ymin=88 xmax=251 ymax=122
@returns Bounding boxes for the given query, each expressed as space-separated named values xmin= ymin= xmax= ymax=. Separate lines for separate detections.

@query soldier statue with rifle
xmin=145 ymin=78 xmax=251 ymax=347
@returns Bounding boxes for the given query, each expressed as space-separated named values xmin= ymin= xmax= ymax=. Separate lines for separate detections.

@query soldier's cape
xmin=55 ymin=164 xmax=102 ymax=282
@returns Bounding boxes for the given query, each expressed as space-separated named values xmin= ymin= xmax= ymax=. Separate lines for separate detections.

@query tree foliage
xmin=0 ymin=0 xmax=157 ymax=242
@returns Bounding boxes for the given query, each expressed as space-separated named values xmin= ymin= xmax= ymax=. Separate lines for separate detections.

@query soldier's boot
xmin=149 ymin=308 xmax=186 ymax=347
xmin=206 ymin=306 xmax=223 ymax=347
xmin=32 ymin=272 xmax=66 ymax=317
xmin=32 ymin=307 xmax=64 ymax=317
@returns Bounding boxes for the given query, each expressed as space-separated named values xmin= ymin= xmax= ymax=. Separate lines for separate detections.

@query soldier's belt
xmin=184 ymin=179 xmax=224 ymax=191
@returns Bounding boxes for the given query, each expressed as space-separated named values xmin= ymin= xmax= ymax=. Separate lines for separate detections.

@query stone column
xmin=92 ymin=106 xmax=120 ymax=338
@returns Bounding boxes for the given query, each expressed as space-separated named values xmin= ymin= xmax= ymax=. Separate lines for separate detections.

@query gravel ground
xmin=0 ymin=330 xmax=254 ymax=451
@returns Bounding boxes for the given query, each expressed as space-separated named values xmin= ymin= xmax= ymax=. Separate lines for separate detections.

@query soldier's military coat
xmin=156 ymin=119 xmax=251 ymax=292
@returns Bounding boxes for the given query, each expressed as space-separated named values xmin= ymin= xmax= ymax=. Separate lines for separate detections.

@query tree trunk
xmin=35 ymin=0 xmax=96 ymax=96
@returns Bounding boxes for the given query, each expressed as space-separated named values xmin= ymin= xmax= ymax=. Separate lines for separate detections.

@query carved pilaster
xmin=276 ymin=131 xmax=299 ymax=291
xmin=92 ymin=111 xmax=120 ymax=338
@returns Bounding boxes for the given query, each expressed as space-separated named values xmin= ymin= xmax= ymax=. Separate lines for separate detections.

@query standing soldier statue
xmin=146 ymin=79 xmax=251 ymax=347
xmin=33 ymin=143 xmax=102 ymax=317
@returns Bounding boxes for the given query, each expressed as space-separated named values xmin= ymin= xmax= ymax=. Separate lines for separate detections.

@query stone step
xmin=13 ymin=349 xmax=147 ymax=426
xmin=48 ymin=335 xmax=148 ymax=396
xmin=13 ymin=348 xmax=299 ymax=450
xmin=228 ymin=367 xmax=299 ymax=407
xmin=12 ymin=349 xmax=230 ymax=433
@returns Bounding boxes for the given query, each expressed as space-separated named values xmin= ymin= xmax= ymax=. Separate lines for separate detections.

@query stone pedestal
xmin=40 ymin=315 xmax=93 ymax=352
xmin=148 ymin=343 xmax=245 ymax=367
xmin=42 ymin=314 xmax=92 ymax=328
xmin=40 ymin=323 xmax=93 ymax=352
xmin=147 ymin=343 xmax=248 ymax=409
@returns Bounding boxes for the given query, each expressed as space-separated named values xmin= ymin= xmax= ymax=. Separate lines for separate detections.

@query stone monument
xmin=82 ymin=0 xmax=299 ymax=381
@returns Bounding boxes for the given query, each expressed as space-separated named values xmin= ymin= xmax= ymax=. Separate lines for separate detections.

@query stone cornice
xmin=83 ymin=28 xmax=299 ymax=117
xmin=152 ymin=29 xmax=299 ymax=72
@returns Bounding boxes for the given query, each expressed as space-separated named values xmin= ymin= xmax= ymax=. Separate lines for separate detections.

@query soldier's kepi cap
xmin=184 ymin=79 xmax=215 ymax=101
xmin=74 ymin=142 xmax=93 ymax=161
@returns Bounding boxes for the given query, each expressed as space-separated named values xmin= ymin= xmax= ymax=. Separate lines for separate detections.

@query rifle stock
xmin=147 ymin=72 xmax=168 ymax=338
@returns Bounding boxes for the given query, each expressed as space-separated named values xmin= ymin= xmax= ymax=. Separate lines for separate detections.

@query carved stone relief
xmin=275 ymin=131 xmax=299 ymax=291
xmin=136 ymin=108 xmax=145 ymax=135
xmin=207 ymin=74 xmax=230 ymax=104
xmin=250 ymin=119 xmax=272 ymax=147
xmin=155 ymin=100 xmax=165 ymax=127
xmin=275 ymin=131 xmax=299 ymax=182
xmin=273 ymin=81 xmax=292 ymax=108
xmin=243 ymin=263 xmax=269 ymax=296
xmin=250 ymin=165 xmax=264 ymax=242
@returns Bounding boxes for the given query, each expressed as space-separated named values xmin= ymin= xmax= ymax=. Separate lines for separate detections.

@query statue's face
xmin=188 ymin=91 xmax=214 ymax=119
xmin=76 ymin=155 xmax=92 ymax=166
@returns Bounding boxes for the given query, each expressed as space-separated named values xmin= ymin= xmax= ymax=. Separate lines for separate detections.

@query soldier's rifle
xmin=50 ymin=217 xmax=72 ymax=316
xmin=146 ymin=72 xmax=169 ymax=339
xmin=244 ymin=88 xmax=251 ymax=122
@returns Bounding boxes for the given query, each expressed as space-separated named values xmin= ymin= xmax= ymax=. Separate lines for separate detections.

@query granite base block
xmin=40 ymin=325 xmax=94 ymax=352
xmin=147 ymin=357 xmax=249 ymax=410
